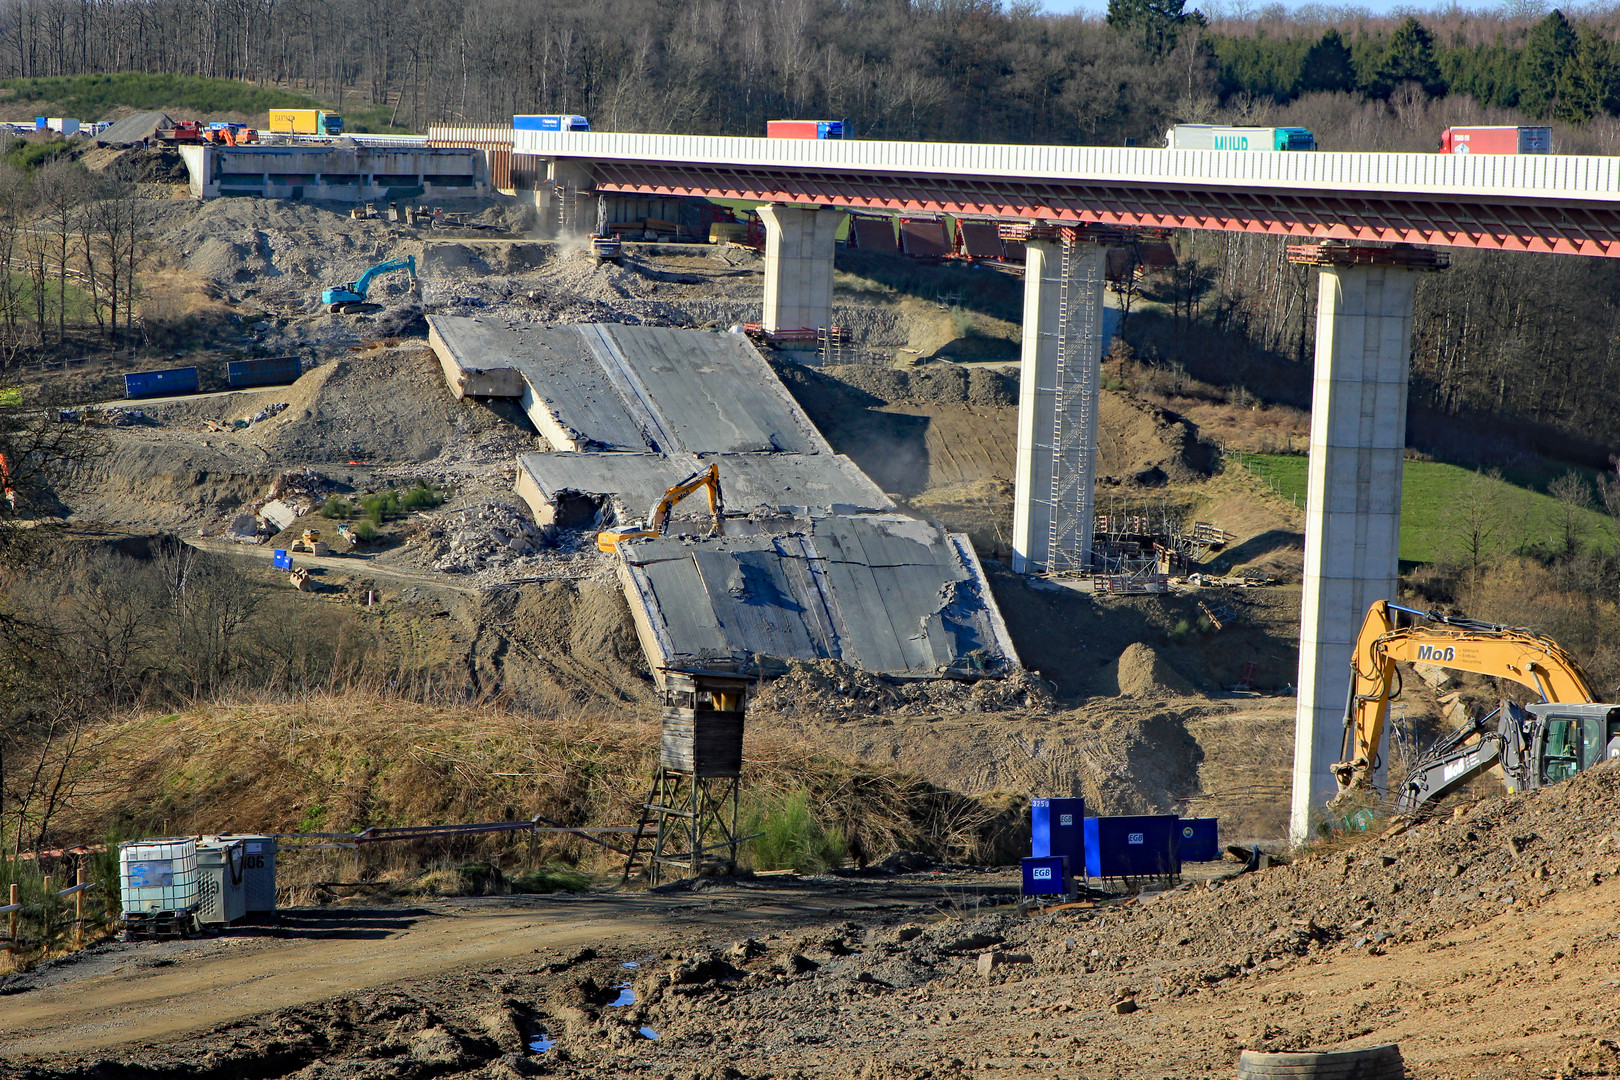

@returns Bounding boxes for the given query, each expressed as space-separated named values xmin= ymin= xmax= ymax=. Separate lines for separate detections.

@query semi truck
xmin=267 ymin=109 xmax=343 ymax=136
xmin=1439 ymin=126 xmax=1551 ymax=154
xmin=514 ymin=114 xmax=590 ymax=132
xmin=1164 ymin=124 xmax=1315 ymax=151
xmin=767 ymin=119 xmax=845 ymax=139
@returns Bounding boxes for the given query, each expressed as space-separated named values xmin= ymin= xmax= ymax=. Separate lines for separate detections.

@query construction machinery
xmin=590 ymin=196 xmax=621 ymax=263
xmin=156 ymin=119 xmax=204 ymax=144
xmin=290 ymin=529 xmax=329 ymax=556
xmin=596 ymin=464 xmax=723 ymax=553
xmin=203 ymin=122 xmax=256 ymax=145
xmin=320 ymin=255 xmax=417 ymax=314
xmin=1334 ymin=600 xmax=1620 ymax=811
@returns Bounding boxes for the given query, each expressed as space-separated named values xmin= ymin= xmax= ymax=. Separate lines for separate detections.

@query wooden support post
xmin=7 ymin=883 xmax=16 ymax=947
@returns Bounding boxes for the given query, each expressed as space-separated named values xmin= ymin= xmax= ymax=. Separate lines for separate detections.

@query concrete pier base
xmin=759 ymin=205 xmax=845 ymax=335
xmin=1290 ymin=264 xmax=1417 ymax=841
xmin=1012 ymin=240 xmax=1106 ymax=574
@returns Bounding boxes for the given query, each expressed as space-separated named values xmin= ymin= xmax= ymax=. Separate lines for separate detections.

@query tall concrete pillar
xmin=544 ymin=159 xmax=595 ymax=237
xmin=759 ymin=205 xmax=845 ymax=335
xmin=1012 ymin=239 xmax=1106 ymax=574
xmin=1290 ymin=264 xmax=1416 ymax=842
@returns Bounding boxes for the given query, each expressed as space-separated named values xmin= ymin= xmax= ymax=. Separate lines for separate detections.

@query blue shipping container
xmin=1021 ymin=855 xmax=1073 ymax=896
xmin=124 ymin=367 xmax=200 ymax=399
xmin=227 ymin=356 xmax=303 ymax=388
xmin=1031 ymin=797 xmax=1085 ymax=865
xmin=1178 ymin=818 xmax=1220 ymax=862
xmin=1084 ymin=815 xmax=1181 ymax=880
xmin=817 ymin=120 xmax=845 ymax=139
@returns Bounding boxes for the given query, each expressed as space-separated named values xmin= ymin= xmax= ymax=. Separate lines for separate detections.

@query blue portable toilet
xmin=273 ymin=550 xmax=292 ymax=570
xmin=1084 ymin=814 xmax=1181 ymax=881
xmin=1178 ymin=818 xmax=1220 ymax=862
xmin=1021 ymin=855 xmax=1073 ymax=896
xmin=1031 ymin=797 xmax=1085 ymax=866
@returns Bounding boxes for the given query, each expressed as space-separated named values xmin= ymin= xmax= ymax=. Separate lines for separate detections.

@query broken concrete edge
xmin=951 ymin=532 xmax=1022 ymax=672
xmin=614 ymin=519 xmax=1020 ymax=686
xmin=427 ymin=318 xmax=524 ymax=400
xmin=977 ymin=951 xmax=1034 ymax=975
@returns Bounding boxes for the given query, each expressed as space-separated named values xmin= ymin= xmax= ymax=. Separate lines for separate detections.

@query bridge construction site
xmin=6 ymin=115 xmax=1620 ymax=1080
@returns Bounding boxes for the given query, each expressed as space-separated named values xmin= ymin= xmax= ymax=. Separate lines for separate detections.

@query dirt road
xmin=0 ymin=876 xmax=1006 ymax=1056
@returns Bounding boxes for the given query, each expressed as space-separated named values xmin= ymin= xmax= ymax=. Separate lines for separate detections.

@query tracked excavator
xmin=321 ymin=255 xmax=418 ymax=314
xmin=596 ymin=464 xmax=723 ymax=553
xmin=1334 ymin=600 xmax=1620 ymax=812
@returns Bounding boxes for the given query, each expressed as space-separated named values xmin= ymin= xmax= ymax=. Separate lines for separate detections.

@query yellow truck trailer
xmin=266 ymin=109 xmax=343 ymax=136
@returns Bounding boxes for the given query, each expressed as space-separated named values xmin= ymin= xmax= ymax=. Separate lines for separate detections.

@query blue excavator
xmin=321 ymin=255 xmax=417 ymax=314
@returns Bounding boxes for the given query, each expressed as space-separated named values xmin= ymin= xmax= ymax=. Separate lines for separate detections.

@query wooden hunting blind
xmin=623 ymin=670 xmax=751 ymax=885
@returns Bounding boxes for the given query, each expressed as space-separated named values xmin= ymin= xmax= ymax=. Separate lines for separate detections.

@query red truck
xmin=1440 ymin=126 xmax=1551 ymax=155
xmin=767 ymin=119 xmax=845 ymax=139
xmin=157 ymin=120 xmax=204 ymax=144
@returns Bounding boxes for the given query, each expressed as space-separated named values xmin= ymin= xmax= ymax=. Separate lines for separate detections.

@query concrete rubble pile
xmin=426 ymin=500 xmax=549 ymax=574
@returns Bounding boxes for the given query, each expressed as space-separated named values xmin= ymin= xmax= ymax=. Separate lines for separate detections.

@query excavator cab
xmin=1523 ymin=703 xmax=1620 ymax=789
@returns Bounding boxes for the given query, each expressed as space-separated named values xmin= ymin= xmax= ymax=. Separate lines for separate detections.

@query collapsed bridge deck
xmin=427 ymin=314 xmax=1020 ymax=682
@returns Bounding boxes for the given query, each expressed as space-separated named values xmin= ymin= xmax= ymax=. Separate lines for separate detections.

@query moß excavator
xmin=321 ymin=255 xmax=418 ymax=314
xmin=1335 ymin=600 xmax=1620 ymax=811
xmin=596 ymin=464 xmax=723 ymax=553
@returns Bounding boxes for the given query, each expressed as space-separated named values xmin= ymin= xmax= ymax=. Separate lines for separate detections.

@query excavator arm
xmin=597 ymin=465 xmax=724 ymax=553
xmin=347 ymin=255 xmax=417 ymax=300
xmin=645 ymin=464 xmax=723 ymax=534
xmin=1334 ymin=600 xmax=1598 ymax=795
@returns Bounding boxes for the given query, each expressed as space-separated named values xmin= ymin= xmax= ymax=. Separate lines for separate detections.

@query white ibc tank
xmin=119 ymin=837 xmax=200 ymax=915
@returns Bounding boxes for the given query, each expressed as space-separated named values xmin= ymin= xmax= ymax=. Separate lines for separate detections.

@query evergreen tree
xmin=1519 ymin=10 xmax=1578 ymax=118
xmin=1371 ymin=17 xmax=1445 ymax=98
xmin=1554 ymin=27 xmax=1619 ymax=124
xmin=1107 ymin=0 xmax=1195 ymax=57
xmin=1296 ymin=29 xmax=1355 ymax=95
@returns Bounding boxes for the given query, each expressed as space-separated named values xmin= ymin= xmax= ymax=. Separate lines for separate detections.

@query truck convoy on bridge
xmin=1333 ymin=600 xmax=1620 ymax=812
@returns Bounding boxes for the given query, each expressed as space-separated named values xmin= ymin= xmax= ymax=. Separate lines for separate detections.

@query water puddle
xmin=529 ymin=1032 xmax=556 ymax=1053
xmin=639 ymin=1025 xmax=660 ymax=1040
xmin=609 ymin=982 xmax=636 ymax=1007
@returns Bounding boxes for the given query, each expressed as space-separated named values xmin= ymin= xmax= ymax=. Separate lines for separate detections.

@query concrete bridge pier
xmin=1012 ymin=238 xmax=1107 ymax=574
xmin=1290 ymin=259 xmax=1429 ymax=841
xmin=758 ymin=205 xmax=845 ymax=336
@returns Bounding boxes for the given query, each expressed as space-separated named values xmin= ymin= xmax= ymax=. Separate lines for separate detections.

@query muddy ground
xmin=10 ymin=761 xmax=1620 ymax=1079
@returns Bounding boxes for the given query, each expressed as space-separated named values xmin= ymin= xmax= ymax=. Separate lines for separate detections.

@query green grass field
xmin=1237 ymin=453 xmax=1618 ymax=564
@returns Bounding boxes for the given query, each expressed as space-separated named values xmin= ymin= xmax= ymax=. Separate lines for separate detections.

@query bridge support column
xmin=1012 ymin=238 xmax=1106 ymax=574
xmin=759 ymin=205 xmax=844 ymax=336
xmin=1290 ymin=263 xmax=1416 ymax=841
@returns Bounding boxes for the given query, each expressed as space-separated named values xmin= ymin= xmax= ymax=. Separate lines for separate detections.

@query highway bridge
xmin=502 ymin=128 xmax=1613 ymax=839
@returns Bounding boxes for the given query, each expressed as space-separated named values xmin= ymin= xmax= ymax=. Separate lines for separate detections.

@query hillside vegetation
xmin=0 ymin=74 xmax=320 ymax=119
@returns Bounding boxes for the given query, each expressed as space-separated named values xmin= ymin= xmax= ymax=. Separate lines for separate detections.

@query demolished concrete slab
xmin=515 ymin=451 xmax=893 ymax=527
xmin=617 ymin=516 xmax=1020 ymax=681
xmin=428 ymin=313 xmax=1019 ymax=686
xmin=427 ymin=316 xmax=829 ymax=454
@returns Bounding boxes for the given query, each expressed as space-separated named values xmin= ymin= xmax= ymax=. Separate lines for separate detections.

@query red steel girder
xmin=587 ymin=160 xmax=1620 ymax=257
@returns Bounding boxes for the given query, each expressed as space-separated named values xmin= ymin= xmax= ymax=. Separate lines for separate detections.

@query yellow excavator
xmin=596 ymin=464 xmax=724 ymax=553
xmin=1335 ymin=600 xmax=1620 ymax=811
